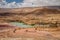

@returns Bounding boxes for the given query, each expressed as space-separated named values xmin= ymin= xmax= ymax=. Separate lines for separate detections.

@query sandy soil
xmin=0 ymin=27 xmax=60 ymax=40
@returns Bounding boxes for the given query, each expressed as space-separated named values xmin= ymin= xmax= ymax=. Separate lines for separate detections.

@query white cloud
xmin=0 ymin=0 xmax=60 ymax=8
xmin=23 ymin=0 xmax=60 ymax=6
xmin=0 ymin=0 xmax=2 ymax=2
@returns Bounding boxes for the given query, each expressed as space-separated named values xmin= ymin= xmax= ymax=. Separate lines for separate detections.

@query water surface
xmin=10 ymin=22 xmax=32 ymax=28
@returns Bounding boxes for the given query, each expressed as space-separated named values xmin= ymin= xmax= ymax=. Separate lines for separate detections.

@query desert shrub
xmin=19 ymin=21 xmax=24 ymax=23
xmin=10 ymin=20 xmax=15 ymax=22
xmin=35 ymin=27 xmax=37 ymax=30
xmin=49 ymin=22 xmax=58 ymax=28
xmin=31 ymin=24 xmax=35 ymax=26
xmin=15 ymin=20 xmax=19 ymax=22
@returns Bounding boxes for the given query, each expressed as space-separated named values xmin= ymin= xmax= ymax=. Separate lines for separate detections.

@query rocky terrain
xmin=0 ymin=7 xmax=60 ymax=40
xmin=0 ymin=24 xmax=60 ymax=40
xmin=0 ymin=7 xmax=60 ymax=27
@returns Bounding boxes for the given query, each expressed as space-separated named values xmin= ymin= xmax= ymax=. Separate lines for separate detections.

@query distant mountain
xmin=0 ymin=6 xmax=60 ymax=14
xmin=45 ymin=6 xmax=60 ymax=9
xmin=0 ymin=6 xmax=60 ymax=12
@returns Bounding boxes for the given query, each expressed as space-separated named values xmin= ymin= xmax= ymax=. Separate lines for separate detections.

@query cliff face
xmin=0 ymin=7 xmax=60 ymax=27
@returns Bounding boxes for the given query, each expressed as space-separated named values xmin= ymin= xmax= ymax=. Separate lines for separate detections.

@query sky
xmin=0 ymin=0 xmax=60 ymax=8
xmin=6 ymin=0 xmax=23 ymax=3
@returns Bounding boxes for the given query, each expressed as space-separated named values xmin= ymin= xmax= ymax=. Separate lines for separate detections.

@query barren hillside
xmin=0 ymin=7 xmax=60 ymax=27
xmin=0 ymin=7 xmax=60 ymax=40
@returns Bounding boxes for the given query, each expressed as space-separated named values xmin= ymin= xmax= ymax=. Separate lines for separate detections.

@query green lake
xmin=10 ymin=22 xmax=33 ymax=28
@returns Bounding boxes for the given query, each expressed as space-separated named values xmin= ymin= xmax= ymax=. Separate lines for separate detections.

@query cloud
xmin=0 ymin=0 xmax=2 ymax=2
xmin=0 ymin=0 xmax=60 ymax=8
xmin=22 ymin=0 xmax=60 ymax=6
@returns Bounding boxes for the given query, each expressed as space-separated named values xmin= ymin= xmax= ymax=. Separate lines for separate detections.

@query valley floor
xmin=0 ymin=26 xmax=60 ymax=40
